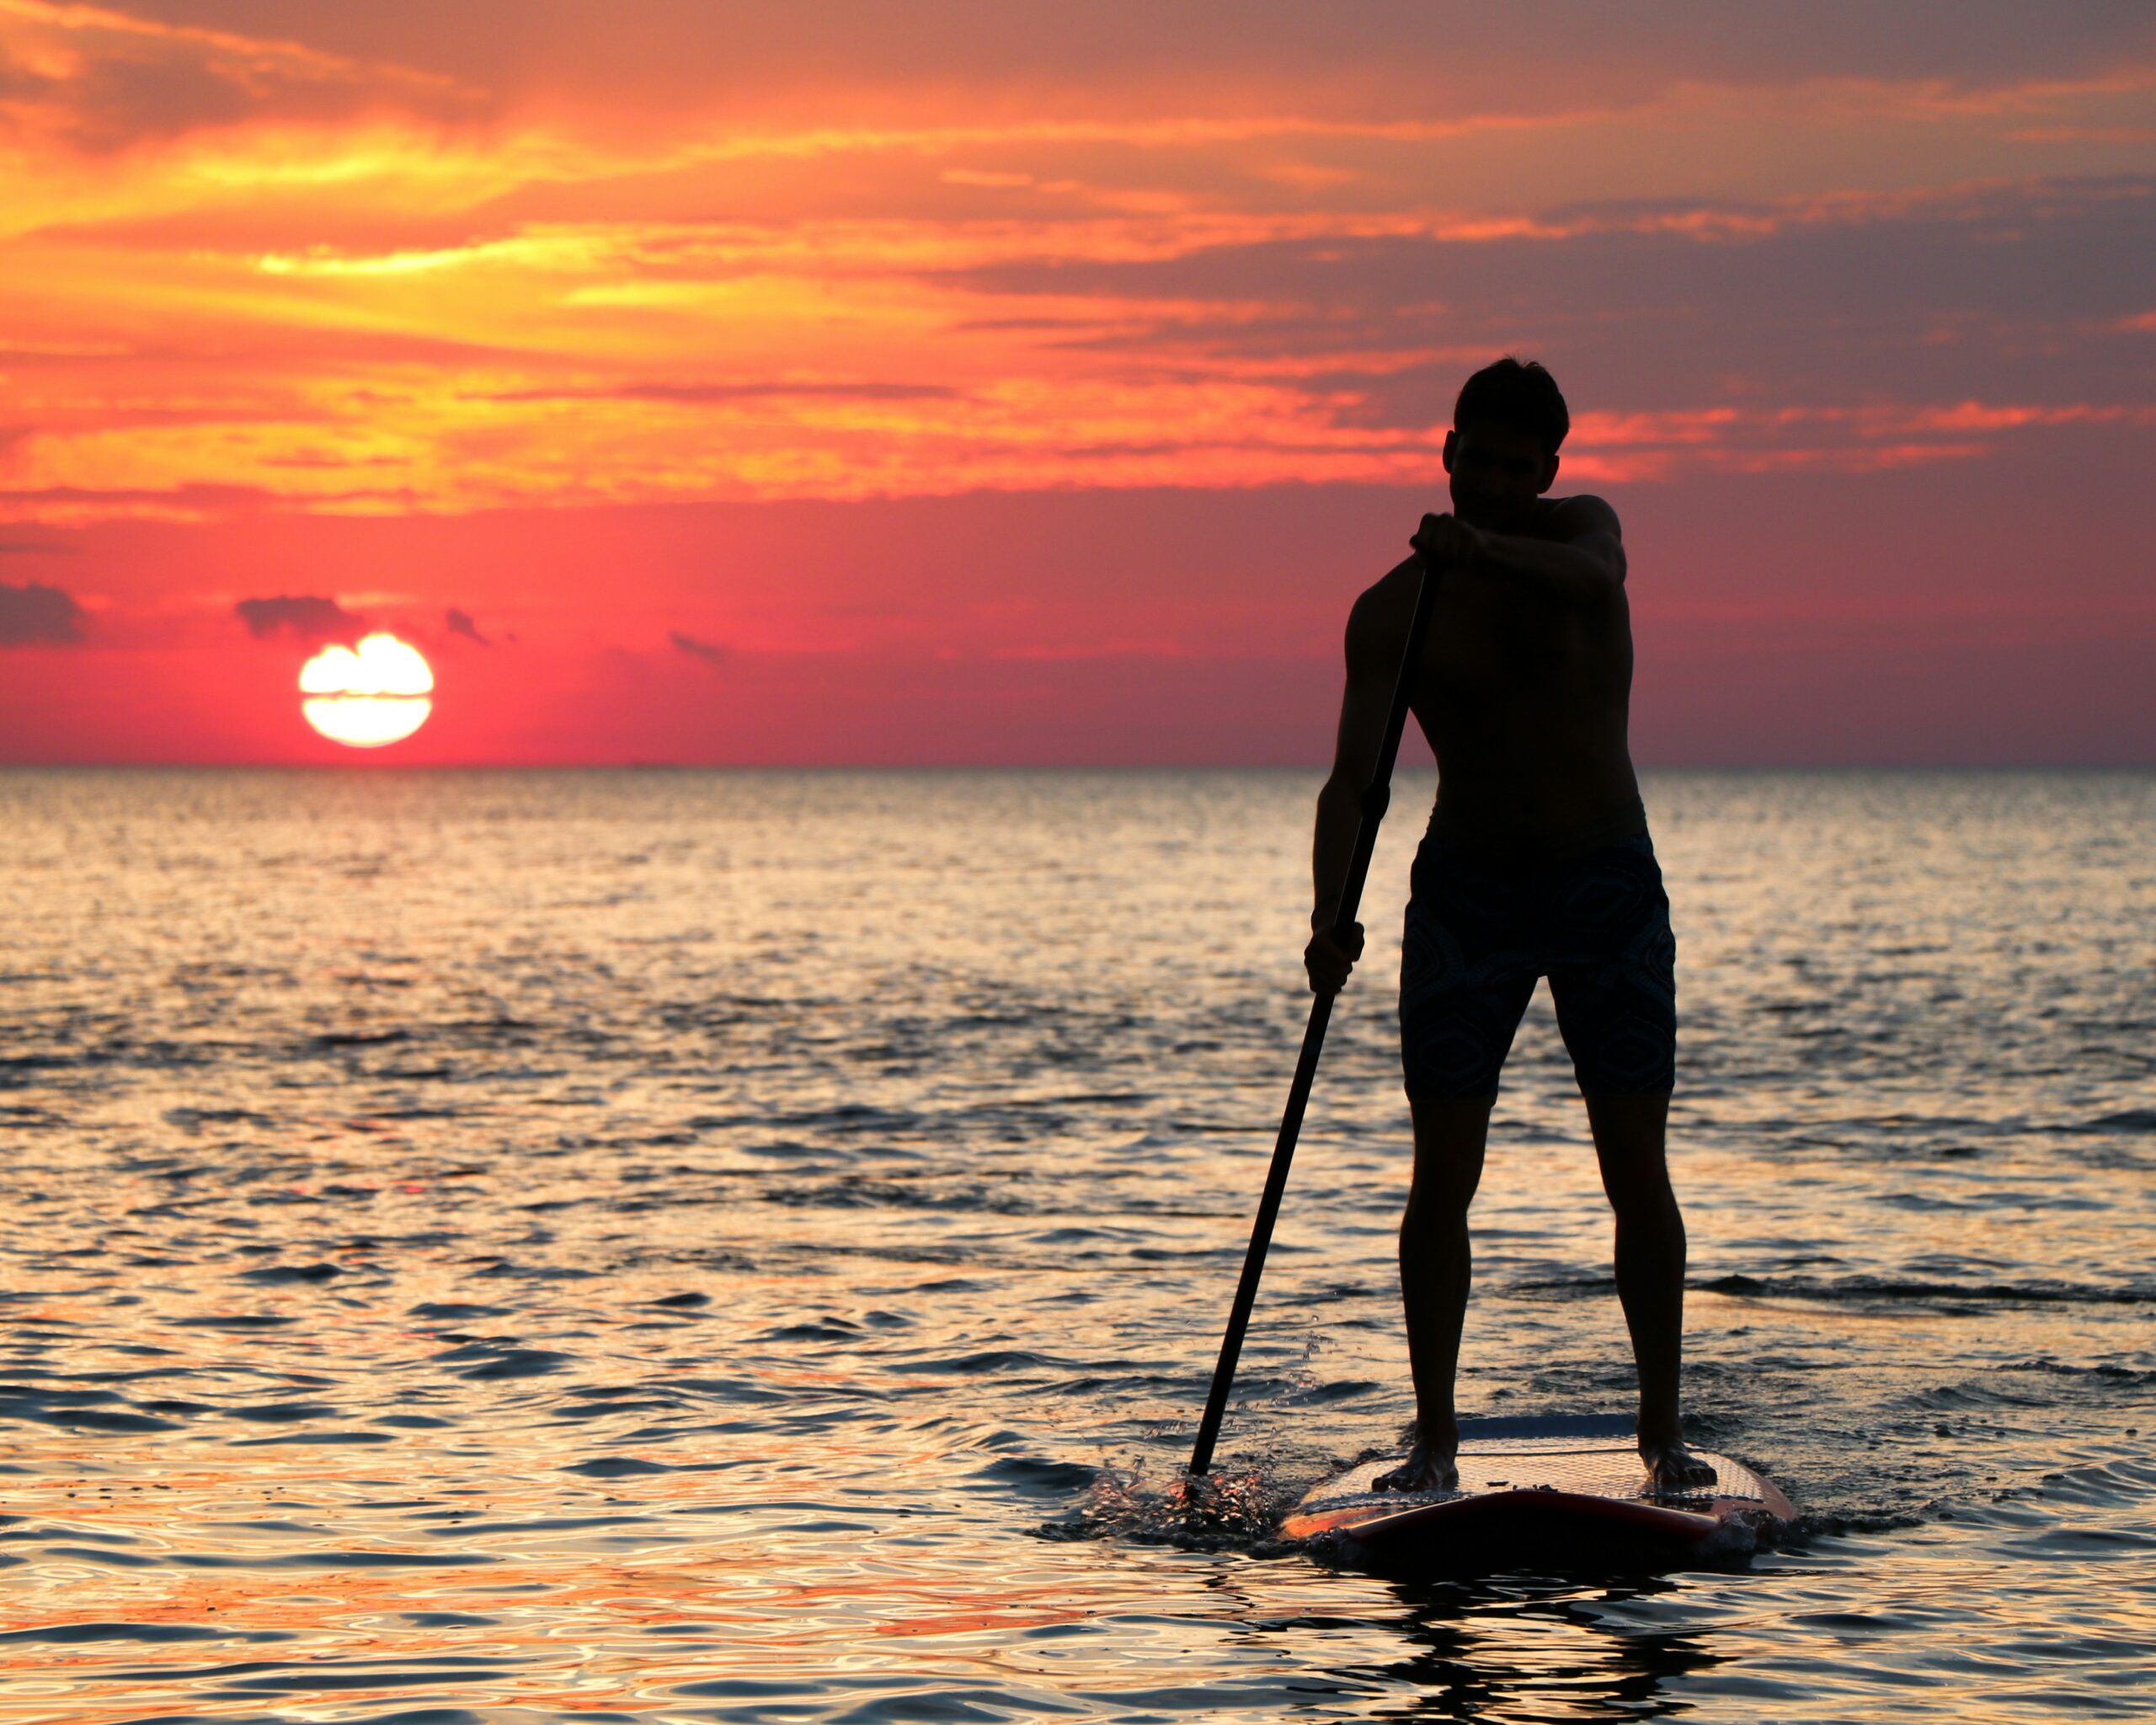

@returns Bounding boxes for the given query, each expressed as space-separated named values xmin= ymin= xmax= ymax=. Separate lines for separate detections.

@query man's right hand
xmin=1304 ymin=919 xmax=1365 ymax=994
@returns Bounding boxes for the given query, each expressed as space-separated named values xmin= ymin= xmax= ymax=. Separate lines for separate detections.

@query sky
xmin=1 ymin=1 xmax=2151 ymax=766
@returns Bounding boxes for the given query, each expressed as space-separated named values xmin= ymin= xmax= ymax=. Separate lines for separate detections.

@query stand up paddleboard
xmin=1282 ymin=1415 xmax=1794 ymax=1573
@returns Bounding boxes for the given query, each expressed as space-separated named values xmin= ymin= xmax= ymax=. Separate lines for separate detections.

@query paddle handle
xmin=1187 ymin=558 xmax=1440 ymax=1476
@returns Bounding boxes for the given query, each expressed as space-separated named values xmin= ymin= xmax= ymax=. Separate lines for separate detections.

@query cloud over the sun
xmin=234 ymin=595 xmax=362 ymax=642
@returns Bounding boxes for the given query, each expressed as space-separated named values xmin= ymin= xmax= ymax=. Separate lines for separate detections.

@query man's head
xmin=1444 ymin=356 xmax=1568 ymax=531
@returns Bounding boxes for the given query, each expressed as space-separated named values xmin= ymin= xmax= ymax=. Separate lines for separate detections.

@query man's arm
xmin=1304 ymin=567 xmax=1413 ymax=991
xmin=1414 ymin=494 xmax=1625 ymax=609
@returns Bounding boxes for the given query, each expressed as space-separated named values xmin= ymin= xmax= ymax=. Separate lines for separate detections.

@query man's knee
xmin=1585 ymin=1089 xmax=1674 ymax=1211
xmin=1600 ymin=1154 xmax=1683 ymax=1232
xmin=1409 ymin=1091 xmax=1497 ymax=1144
xmin=1406 ymin=1092 xmax=1493 ymax=1220
xmin=1605 ymin=1178 xmax=1682 ymax=1234
xmin=1403 ymin=1180 xmax=1475 ymax=1238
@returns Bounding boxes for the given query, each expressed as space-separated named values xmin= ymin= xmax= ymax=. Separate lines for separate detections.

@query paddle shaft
xmin=1187 ymin=557 xmax=1441 ymax=1476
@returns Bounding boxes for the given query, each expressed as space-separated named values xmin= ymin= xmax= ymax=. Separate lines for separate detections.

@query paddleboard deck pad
xmin=1282 ymin=1416 xmax=1794 ymax=1573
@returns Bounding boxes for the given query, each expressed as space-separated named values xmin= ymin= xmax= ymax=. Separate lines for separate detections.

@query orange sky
xmin=3 ymin=2 xmax=2153 ymax=763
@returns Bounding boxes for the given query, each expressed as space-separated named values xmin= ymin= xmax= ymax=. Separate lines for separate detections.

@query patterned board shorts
xmin=1399 ymin=830 xmax=1678 ymax=1099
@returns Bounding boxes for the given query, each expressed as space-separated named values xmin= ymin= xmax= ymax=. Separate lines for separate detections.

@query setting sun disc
xmin=300 ymin=633 xmax=434 ymax=749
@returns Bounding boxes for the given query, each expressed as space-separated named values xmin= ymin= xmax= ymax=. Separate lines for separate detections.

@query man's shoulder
xmin=1343 ymin=555 xmax=1422 ymax=671
xmin=1544 ymin=493 xmax=1623 ymax=540
xmin=1350 ymin=554 xmax=1423 ymax=625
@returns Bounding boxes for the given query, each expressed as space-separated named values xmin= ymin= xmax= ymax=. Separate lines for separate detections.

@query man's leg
xmin=1374 ymin=1093 xmax=1492 ymax=1491
xmin=1582 ymin=1091 xmax=1716 ymax=1488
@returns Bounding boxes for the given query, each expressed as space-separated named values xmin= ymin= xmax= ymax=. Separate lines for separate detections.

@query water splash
xmin=1040 ymin=1456 xmax=1301 ymax=1551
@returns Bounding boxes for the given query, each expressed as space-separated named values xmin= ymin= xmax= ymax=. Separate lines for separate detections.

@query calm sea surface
xmin=2 ymin=768 xmax=2153 ymax=1723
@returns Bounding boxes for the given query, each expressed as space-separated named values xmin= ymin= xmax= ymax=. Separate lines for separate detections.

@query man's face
xmin=1444 ymin=424 xmax=1558 ymax=531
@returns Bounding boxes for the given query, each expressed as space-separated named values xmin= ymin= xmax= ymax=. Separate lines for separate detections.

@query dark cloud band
xmin=0 ymin=581 xmax=86 ymax=646
xmin=235 ymin=595 xmax=361 ymax=642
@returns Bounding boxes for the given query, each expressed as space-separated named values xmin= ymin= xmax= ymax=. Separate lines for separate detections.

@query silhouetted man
xmin=1304 ymin=357 xmax=1716 ymax=1491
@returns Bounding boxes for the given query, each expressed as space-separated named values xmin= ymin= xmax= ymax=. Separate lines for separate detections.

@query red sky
xmin=2 ymin=1 xmax=2152 ymax=765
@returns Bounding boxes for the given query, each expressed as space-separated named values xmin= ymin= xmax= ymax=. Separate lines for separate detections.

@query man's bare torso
xmin=1366 ymin=494 xmax=1640 ymax=852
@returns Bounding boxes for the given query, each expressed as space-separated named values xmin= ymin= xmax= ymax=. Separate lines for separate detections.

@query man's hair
xmin=1454 ymin=356 xmax=1569 ymax=456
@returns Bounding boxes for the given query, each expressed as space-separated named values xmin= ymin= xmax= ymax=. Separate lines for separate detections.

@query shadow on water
xmin=1361 ymin=1576 xmax=1728 ymax=1722
xmin=1185 ymin=1561 xmax=1732 ymax=1723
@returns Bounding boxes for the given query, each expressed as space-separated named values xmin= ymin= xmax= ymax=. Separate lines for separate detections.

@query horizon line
xmin=2 ymin=760 xmax=2152 ymax=775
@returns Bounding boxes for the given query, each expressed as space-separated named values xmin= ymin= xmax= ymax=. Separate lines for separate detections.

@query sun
xmin=300 ymin=633 xmax=433 ymax=748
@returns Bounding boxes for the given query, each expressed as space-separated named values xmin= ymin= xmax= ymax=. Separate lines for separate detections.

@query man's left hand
xmin=1412 ymin=512 xmax=1486 ymax=569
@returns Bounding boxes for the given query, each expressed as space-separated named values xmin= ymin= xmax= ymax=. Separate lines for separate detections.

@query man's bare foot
xmin=1640 ymin=1431 xmax=1718 ymax=1492
xmin=1373 ymin=1429 xmax=1458 ymax=1493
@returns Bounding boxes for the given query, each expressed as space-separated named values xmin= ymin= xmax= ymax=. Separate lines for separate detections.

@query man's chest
xmin=1422 ymin=585 xmax=1614 ymax=697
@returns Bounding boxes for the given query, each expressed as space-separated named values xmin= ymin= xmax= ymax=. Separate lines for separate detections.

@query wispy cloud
xmin=0 ymin=8 xmax=2149 ymax=526
xmin=669 ymin=629 xmax=728 ymax=668
xmin=0 ymin=0 xmax=474 ymax=153
xmin=488 ymin=379 xmax=965 ymax=405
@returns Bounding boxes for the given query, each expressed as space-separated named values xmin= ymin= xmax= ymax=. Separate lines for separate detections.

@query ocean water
xmin=1 ymin=766 xmax=2152 ymax=1723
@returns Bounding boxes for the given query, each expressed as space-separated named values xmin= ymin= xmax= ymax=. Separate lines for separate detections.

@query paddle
xmin=1187 ymin=554 xmax=1442 ymax=1477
